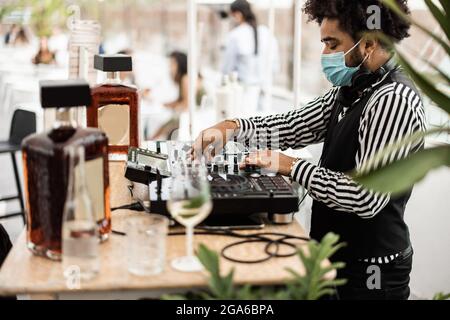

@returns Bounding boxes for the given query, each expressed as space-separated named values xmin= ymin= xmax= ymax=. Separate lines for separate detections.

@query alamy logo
xmin=64 ymin=265 xmax=81 ymax=290
xmin=366 ymin=265 xmax=381 ymax=290
xmin=367 ymin=5 xmax=382 ymax=30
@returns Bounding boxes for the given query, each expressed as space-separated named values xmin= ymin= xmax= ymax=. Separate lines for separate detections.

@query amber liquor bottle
xmin=87 ymin=54 xmax=139 ymax=160
xmin=22 ymin=80 xmax=111 ymax=260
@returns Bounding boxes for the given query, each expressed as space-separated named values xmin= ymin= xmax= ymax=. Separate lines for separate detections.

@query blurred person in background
xmin=4 ymin=24 xmax=30 ymax=47
xmin=222 ymin=0 xmax=279 ymax=115
xmin=11 ymin=26 xmax=30 ymax=47
xmin=150 ymin=51 xmax=205 ymax=140
xmin=4 ymin=24 xmax=19 ymax=45
xmin=32 ymin=37 xmax=55 ymax=65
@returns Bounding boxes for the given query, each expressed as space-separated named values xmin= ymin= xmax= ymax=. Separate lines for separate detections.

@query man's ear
xmin=363 ymin=35 xmax=378 ymax=58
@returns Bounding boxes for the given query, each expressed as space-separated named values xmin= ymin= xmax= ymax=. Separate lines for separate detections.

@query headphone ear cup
xmin=336 ymin=87 xmax=354 ymax=108
xmin=352 ymin=71 xmax=372 ymax=85
xmin=352 ymin=66 xmax=387 ymax=88
xmin=351 ymin=70 xmax=375 ymax=90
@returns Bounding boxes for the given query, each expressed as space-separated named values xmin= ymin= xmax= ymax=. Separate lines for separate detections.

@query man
xmin=195 ymin=0 xmax=426 ymax=300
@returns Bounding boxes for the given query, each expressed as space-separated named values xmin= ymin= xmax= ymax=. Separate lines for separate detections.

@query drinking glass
xmin=126 ymin=213 xmax=169 ymax=276
xmin=167 ymin=162 xmax=212 ymax=272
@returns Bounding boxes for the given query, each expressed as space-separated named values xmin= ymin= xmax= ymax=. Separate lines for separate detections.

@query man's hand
xmin=241 ymin=150 xmax=297 ymax=176
xmin=192 ymin=120 xmax=238 ymax=159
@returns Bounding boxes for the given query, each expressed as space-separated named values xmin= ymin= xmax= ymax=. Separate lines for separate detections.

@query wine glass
xmin=167 ymin=161 xmax=212 ymax=272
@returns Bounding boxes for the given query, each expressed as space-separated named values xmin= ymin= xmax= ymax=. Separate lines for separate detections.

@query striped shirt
xmin=237 ymin=70 xmax=426 ymax=263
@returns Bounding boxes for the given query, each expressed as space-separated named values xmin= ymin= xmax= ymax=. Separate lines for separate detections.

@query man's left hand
xmin=241 ymin=150 xmax=296 ymax=176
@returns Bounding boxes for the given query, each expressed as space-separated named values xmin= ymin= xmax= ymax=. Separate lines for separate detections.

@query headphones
xmin=337 ymin=58 xmax=399 ymax=108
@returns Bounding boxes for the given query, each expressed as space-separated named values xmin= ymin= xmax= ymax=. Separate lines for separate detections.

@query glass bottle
xmin=87 ymin=54 xmax=139 ymax=161
xmin=68 ymin=19 xmax=101 ymax=127
xmin=43 ymin=20 xmax=101 ymax=132
xmin=22 ymin=80 xmax=111 ymax=261
xmin=62 ymin=145 xmax=100 ymax=281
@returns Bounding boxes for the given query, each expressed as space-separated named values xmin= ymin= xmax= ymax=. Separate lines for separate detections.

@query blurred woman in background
xmin=222 ymin=0 xmax=279 ymax=115
xmin=32 ymin=37 xmax=55 ymax=65
xmin=150 ymin=51 xmax=204 ymax=140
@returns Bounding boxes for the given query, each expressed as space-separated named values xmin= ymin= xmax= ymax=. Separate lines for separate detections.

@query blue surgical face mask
xmin=321 ymin=39 xmax=368 ymax=87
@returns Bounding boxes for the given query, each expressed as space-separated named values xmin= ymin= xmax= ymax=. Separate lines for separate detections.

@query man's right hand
xmin=192 ymin=120 xmax=239 ymax=159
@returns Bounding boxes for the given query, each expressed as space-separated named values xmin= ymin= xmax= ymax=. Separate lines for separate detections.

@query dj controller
xmin=125 ymin=141 xmax=300 ymax=225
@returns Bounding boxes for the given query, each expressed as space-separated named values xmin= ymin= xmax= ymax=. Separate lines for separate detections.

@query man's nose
xmin=322 ymin=47 xmax=332 ymax=55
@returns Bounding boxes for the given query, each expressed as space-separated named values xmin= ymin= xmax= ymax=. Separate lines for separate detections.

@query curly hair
xmin=303 ymin=0 xmax=411 ymax=43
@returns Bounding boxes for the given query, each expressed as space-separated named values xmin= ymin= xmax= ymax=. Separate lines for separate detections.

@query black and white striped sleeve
xmin=291 ymin=82 xmax=426 ymax=219
xmin=236 ymin=87 xmax=339 ymax=150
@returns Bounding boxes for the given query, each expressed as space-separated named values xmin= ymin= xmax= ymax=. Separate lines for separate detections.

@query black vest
xmin=310 ymin=65 xmax=420 ymax=261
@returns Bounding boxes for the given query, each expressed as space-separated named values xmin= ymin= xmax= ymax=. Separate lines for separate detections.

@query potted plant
xmin=163 ymin=232 xmax=347 ymax=300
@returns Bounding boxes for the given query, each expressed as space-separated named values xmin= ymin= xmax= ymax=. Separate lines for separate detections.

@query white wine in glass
xmin=167 ymin=162 xmax=212 ymax=272
xmin=168 ymin=200 xmax=212 ymax=228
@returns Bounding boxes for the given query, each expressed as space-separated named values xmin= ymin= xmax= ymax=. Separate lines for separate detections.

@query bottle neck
xmin=105 ymin=72 xmax=122 ymax=85
xmin=54 ymin=108 xmax=76 ymax=128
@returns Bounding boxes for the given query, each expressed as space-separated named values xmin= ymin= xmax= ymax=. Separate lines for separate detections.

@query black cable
xmin=111 ymin=190 xmax=311 ymax=264
xmin=111 ymin=202 xmax=144 ymax=212
xmin=221 ymin=239 xmax=280 ymax=264
xmin=168 ymin=229 xmax=310 ymax=264
xmin=264 ymin=235 xmax=303 ymax=258
xmin=113 ymin=224 xmax=310 ymax=263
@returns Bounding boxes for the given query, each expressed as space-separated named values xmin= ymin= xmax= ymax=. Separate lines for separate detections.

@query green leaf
xmin=161 ymin=294 xmax=188 ymax=300
xmin=433 ymin=292 xmax=450 ymax=300
xmin=285 ymin=232 xmax=346 ymax=300
xmin=418 ymin=56 xmax=450 ymax=85
xmin=382 ymin=0 xmax=450 ymax=57
xmin=236 ymin=284 xmax=255 ymax=300
xmin=182 ymin=194 xmax=207 ymax=209
xmin=376 ymin=33 xmax=450 ymax=84
xmin=376 ymin=31 xmax=450 ymax=114
xmin=396 ymin=50 xmax=450 ymax=114
xmin=174 ymin=235 xmax=346 ymax=300
xmin=355 ymin=146 xmax=450 ymax=195
xmin=197 ymin=244 xmax=246 ymax=300
xmin=438 ymin=0 xmax=450 ymax=17
xmin=197 ymin=244 xmax=220 ymax=276
xmin=354 ymin=128 xmax=450 ymax=178
xmin=425 ymin=0 xmax=450 ymax=41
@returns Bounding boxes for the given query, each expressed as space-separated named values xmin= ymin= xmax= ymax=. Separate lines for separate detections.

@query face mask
xmin=321 ymin=39 xmax=368 ymax=87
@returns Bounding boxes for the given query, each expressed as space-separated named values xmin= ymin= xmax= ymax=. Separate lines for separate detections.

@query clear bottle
xmin=215 ymin=75 xmax=232 ymax=122
xmin=229 ymin=72 xmax=243 ymax=119
xmin=22 ymin=80 xmax=111 ymax=260
xmin=68 ymin=19 xmax=101 ymax=127
xmin=62 ymin=145 xmax=100 ymax=281
xmin=87 ymin=54 xmax=139 ymax=161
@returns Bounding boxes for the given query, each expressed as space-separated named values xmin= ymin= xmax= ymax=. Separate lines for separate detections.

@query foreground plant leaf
xmin=355 ymin=146 xmax=450 ymax=195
